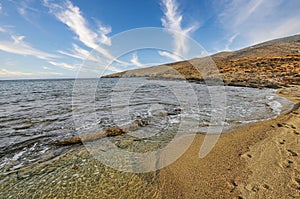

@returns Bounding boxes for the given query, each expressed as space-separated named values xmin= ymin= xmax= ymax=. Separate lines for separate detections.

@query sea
xmin=0 ymin=77 xmax=294 ymax=173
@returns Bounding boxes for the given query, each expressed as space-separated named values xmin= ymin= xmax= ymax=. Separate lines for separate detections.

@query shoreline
xmin=158 ymin=85 xmax=300 ymax=198
xmin=0 ymin=86 xmax=299 ymax=198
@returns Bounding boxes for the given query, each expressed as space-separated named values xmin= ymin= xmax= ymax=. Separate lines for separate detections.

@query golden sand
xmin=158 ymin=86 xmax=300 ymax=198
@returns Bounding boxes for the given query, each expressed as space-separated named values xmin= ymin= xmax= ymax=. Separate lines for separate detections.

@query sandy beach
xmin=158 ymin=86 xmax=300 ymax=198
xmin=0 ymin=1 xmax=299 ymax=198
xmin=0 ymin=86 xmax=299 ymax=198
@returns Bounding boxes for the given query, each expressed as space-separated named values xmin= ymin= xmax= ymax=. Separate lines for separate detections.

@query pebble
xmin=73 ymin=174 xmax=79 ymax=177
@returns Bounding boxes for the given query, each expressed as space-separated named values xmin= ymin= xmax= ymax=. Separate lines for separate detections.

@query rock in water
xmin=52 ymin=137 xmax=82 ymax=146
xmin=52 ymin=122 xmax=145 ymax=146
xmin=103 ymin=126 xmax=125 ymax=137
xmin=81 ymin=132 xmax=104 ymax=142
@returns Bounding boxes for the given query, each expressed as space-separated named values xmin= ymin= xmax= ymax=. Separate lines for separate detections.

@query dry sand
xmin=158 ymin=86 xmax=300 ymax=198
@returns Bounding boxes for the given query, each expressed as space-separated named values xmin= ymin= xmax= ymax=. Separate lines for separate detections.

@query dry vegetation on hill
xmin=104 ymin=35 xmax=300 ymax=88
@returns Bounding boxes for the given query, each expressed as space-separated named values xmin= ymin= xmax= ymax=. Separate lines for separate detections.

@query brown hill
xmin=104 ymin=35 xmax=300 ymax=88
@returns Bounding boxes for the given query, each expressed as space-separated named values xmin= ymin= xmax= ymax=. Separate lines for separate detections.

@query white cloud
xmin=0 ymin=68 xmax=63 ymax=78
xmin=0 ymin=34 xmax=57 ymax=60
xmin=44 ymin=0 xmax=111 ymax=48
xmin=58 ymin=43 xmax=99 ymax=62
xmin=0 ymin=69 xmax=33 ymax=76
xmin=58 ymin=49 xmax=83 ymax=60
xmin=271 ymin=17 xmax=300 ymax=39
xmin=219 ymin=0 xmax=265 ymax=27
xmin=17 ymin=7 xmax=26 ymax=15
xmin=0 ymin=27 xmax=6 ymax=33
xmin=11 ymin=35 xmax=25 ymax=44
xmin=0 ymin=3 xmax=2 ymax=13
xmin=161 ymin=0 xmax=198 ymax=58
xmin=130 ymin=53 xmax=146 ymax=67
xmin=59 ymin=44 xmax=125 ymax=73
xmin=76 ymin=58 xmax=123 ymax=75
xmin=48 ymin=61 xmax=77 ymax=70
xmin=97 ymin=23 xmax=112 ymax=46
xmin=41 ymin=71 xmax=63 ymax=76
xmin=158 ymin=51 xmax=182 ymax=62
xmin=15 ymin=1 xmax=41 ymax=26
xmin=248 ymin=15 xmax=300 ymax=45
xmin=224 ymin=33 xmax=239 ymax=51
xmin=216 ymin=0 xmax=300 ymax=47
xmin=44 ymin=0 xmax=128 ymax=70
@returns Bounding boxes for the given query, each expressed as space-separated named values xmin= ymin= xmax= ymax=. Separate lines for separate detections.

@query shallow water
xmin=0 ymin=78 xmax=294 ymax=173
xmin=0 ymin=147 xmax=163 ymax=199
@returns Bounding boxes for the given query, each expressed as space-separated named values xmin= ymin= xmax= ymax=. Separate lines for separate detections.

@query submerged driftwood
xmin=51 ymin=117 xmax=150 ymax=146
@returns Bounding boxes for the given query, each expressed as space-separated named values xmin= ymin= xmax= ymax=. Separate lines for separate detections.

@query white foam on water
xmin=11 ymin=150 xmax=26 ymax=161
xmin=168 ymin=116 xmax=180 ymax=124
xmin=0 ymin=158 xmax=9 ymax=169
xmin=29 ymin=143 xmax=37 ymax=151
xmin=239 ymin=119 xmax=261 ymax=124
xmin=39 ymin=146 xmax=50 ymax=154
xmin=11 ymin=162 xmax=24 ymax=170
xmin=266 ymin=95 xmax=284 ymax=116
xmin=1 ymin=78 xmax=296 ymax=173
xmin=268 ymin=100 xmax=283 ymax=115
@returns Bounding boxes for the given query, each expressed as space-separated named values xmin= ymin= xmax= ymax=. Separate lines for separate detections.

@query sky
xmin=0 ymin=0 xmax=299 ymax=79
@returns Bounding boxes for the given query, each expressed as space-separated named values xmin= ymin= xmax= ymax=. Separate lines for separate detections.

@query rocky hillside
xmin=104 ymin=35 xmax=300 ymax=88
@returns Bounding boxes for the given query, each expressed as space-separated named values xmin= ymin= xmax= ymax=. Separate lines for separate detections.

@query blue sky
xmin=0 ymin=0 xmax=299 ymax=79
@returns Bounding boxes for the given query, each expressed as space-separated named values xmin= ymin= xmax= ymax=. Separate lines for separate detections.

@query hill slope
xmin=104 ymin=35 xmax=300 ymax=88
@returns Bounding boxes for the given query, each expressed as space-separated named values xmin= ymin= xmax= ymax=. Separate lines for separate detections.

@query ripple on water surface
xmin=0 ymin=78 xmax=295 ymax=186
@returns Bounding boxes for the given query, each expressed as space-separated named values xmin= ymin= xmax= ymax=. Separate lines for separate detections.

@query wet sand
xmin=0 ymin=86 xmax=299 ymax=198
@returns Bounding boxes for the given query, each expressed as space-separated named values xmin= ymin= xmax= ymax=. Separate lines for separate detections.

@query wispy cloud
xmin=14 ymin=0 xmax=42 ymax=28
xmin=0 ymin=34 xmax=57 ymax=60
xmin=58 ymin=43 xmax=127 ymax=73
xmin=0 ymin=68 xmax=33 ymax=76
xmin=44 ymin=0 xmax=111 ymax=48
xmin=216 ymin=0 xmax=300 ymax=47
xmin=130 ymin=53 xmax=146 ymax=67
xmin=158 ymin=51 xmax=182 ymax=62
xmin=17 ymin=7 xmax=26 ymax=16
xmin=0 ymin=27 xmax=6 ymax=33
xmin=11 ymin=35 xmax=25 ymax=44
xmin=58 ymin=43 xmax=99 ymax=62
xmin=160 ymin=0 xmax=198 ymax=60
xmin=0 ymin=68 xmax=63 ymax=78
xmin=48 ymin=61 xmax=77 ymax=70
xmin=219 ymin=0 xmax=265 ymax=27
xmin=95 ymin=20 xmax=112 ymax=46
xmin=44 ymin=0 xmax=127 ymax=71
xmin=224 ymin=33 xmax=239 ymax=51
xmin=271 ymin=16 xmax=300 ymax=39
